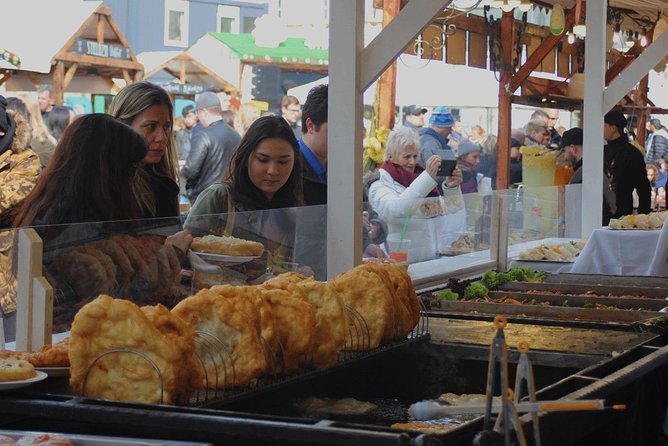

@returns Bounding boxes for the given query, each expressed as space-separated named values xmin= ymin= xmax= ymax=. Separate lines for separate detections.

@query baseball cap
xmin=404 ymin=105 xmax=427 ymax=116
xmin=429 ymin=106 xmax=455 ymax=128
xmin=195 ymin=92 xmax=221 ymax=111
xmin=604 ymin=110 xmax=627 ymax=134
xmin=560 ymin=127 xmax=583 ymax=148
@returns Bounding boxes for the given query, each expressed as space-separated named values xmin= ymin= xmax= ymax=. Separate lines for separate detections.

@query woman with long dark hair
xmin=14 ymin=114 xmax=146 ymax=226
xmin=184 ymin=115 xmax=303 ymax=254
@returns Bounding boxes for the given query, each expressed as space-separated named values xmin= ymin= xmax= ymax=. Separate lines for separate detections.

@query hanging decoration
xmin=0 ymin=49 xmax=20 ymax=68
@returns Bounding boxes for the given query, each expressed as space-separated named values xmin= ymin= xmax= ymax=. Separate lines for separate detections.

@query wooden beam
xmin=180 ymin=57 xmax=187 ymax=83
xmin=377 ymin=0 xmax=400 ymax=132
xmin=636 ymin=26 xmax=654 ymax=146
xmin=56 ymin=52 xmax=144 ymax=70
xmin=361 ymin=0 xmax=451 ymax=91
xmin=496 ymin=11 xmax=514 ymax=191
xmin=96 ymin=12 xmax=105 ymax=43
xmin=53 ymin=61 xmax=65 ymax=105
xmin=603 ymin=29 xmax=668 ymax=113
xmin=605 ymin=45 xmax=641 ymax=85
xmin=62 ymin=63 xmax=78 ymax=89
xmin=508 ymin=6 xmax=576 ymax=93
xmin=122 ymin=69 xmax=132 ymax=85
xmin=0 ymin=72 xmax=10 ymax=87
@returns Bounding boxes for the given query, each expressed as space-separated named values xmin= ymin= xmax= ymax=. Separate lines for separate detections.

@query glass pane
xmin=169 ymin=10 xmax=183 ymax=41
xmin=219 ymin=17 xmax=234 ymax=33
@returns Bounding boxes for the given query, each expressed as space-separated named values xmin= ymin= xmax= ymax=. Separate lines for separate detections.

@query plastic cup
xmin=386 ymin=238 xmax=411 ymax=263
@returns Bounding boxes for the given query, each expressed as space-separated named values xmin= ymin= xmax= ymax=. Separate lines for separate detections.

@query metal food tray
xmin=0 ymin=430 xmax=211 ymax=446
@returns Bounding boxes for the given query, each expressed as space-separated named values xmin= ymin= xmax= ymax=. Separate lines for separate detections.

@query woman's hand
xmin=425 ymin=155 xmax=441 ymax=179
xmin=445 ymin=166 xmax=463 ymax=188
xmin=165 ymin=230 xmax=193 ymax=254
xmin=364 ymin=243 xmax=387 ymax=259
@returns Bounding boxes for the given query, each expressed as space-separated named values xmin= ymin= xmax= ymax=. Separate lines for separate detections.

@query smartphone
xmin=437 ymin=159 xmax=457 ymax=177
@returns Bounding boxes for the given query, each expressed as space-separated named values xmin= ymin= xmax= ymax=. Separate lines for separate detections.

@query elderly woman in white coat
xmin=368 ymin=126 xmax=466 ymax=263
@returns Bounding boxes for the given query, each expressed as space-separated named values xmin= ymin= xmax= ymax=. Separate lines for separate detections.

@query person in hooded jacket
xmin=419 ymin=106 xmax=457 ymax=193
xmin=0 ymin=94 xmax=41 ymax=342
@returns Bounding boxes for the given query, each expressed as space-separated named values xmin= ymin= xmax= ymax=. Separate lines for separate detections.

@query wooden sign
xmin=550 ymin=4 xmax=566 ymax=36
xmin=74 ymin=38 xmax=130 ymax=60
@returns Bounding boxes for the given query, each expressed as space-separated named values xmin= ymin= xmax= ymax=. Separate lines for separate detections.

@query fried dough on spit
xmin=262 ymin=272 xmax=309 ymax=289
xmin=69 ymin=295 xmax=186 ymax=405
xmin=172 ymin=289 xmax=266 ymax=388
xmin=354 ymin=263 xmax=413 ymax=340
xmin=141 ymin=303 xmax=202 ymax=403
xmin=332 ymin=268 xmax=395 ymax=350
xmin=209 ymin=285 xmax=279 ymax=371
xmin=257 ymin=288 xmax=316 ymax=373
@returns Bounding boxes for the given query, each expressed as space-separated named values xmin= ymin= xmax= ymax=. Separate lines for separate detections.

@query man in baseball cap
xmin=402 ymin=105 xmax=428 ymax=131
xmin=603 ymin=110 xmax=650 ymax=221
xmin=561 ymin=127 xmax=583 ymax=183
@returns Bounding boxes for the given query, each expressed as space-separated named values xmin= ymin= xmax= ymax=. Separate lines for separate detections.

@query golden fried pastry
xmin=172 ymin=289 xmax=266 ymax=388
xmin=355 ymin=263 xmax=415 ymax=340
xmin=332 ymin=268 xmax=395 ymax=350
xmin=74 ymin=246 xmax=118 ymax=292
xmin=262 ymin=272 xmax=309 ymax=288
xmin=192 ymin=234 xmax=264 ymax=256
xmin=110 ymin=234 xmax=147 ymax=274
xmin=209 ymin=285 xmax=279 ymax=372
xmin=16 ymin=435 xmax=73 ymax=446
xmin=0 ymin=358 xmax=36 ymax=382
xmin=31 ymin=338 xmax=70 ymax=367
xmin=48 ymin=250 xmax=115 ymax=298
xmin=257 ymin=288 xmax=316 ymax=373
xmin=291 ymin=280 xmax=347 ymax=369
xmin=391 ymin=422 xmax=457 ymax=435
xmin=92 ymin=239 xmax=134 ymax=293
xmin=141 ymin=303 xmax=202 ymax=403
xmin=69 ymin=295 xmax=186 ymax=404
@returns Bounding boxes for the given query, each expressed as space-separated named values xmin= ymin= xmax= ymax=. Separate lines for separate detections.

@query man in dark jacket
xmin=183 ymin=92 xmax=241 ymax=204
xmin=603 ymin=110 xmax=651 ymax=220
xmin=299 ymin=84 xmax=329 ymax=206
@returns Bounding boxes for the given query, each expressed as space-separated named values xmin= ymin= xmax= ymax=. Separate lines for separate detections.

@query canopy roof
xmin=208 ymin=32 xmax=329 ymax=70
xmin=139 ymin=50 xmax=237 ymax=92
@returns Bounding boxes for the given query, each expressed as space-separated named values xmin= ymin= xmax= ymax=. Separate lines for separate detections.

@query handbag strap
xmin=224 ymin=185 xmax=235 ymax=236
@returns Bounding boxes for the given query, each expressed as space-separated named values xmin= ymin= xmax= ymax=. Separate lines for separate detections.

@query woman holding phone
xmin=368 ymin=126 xmax=466 ymax=263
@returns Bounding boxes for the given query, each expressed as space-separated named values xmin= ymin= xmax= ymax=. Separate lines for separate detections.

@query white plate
xmin=191 ymin=251 xmax=260 ymax=265
xmin=36 ymin=367 xmax=69 ymax=377
xmin=0 ymin=370 xmax=48 ymax=390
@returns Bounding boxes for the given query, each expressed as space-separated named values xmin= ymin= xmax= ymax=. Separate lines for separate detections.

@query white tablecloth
xmin=570 ymin=227 xmax=664 ymax=276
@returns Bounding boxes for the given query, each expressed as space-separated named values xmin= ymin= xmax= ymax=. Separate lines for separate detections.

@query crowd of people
xmin=0 ymin=82 xmax=666 ymax=300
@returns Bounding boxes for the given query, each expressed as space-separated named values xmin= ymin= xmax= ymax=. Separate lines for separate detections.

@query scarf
xmin=380 ymin=161 xmax=439 ymax=197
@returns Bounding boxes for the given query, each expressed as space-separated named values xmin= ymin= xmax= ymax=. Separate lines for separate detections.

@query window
xmin=217 ymin=5 xmax=240 ymax=34
xmin=164 ymin=0 xmax=189 ymax=47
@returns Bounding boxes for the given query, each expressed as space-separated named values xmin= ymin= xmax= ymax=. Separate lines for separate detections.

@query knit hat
xmin=560 ymin=127 xmax=583 ymax=148
xmin=456 ymin=140 xmax=482 ymax=158
xmin=0 ymin=95 xmax=9 ymax=134
xmin=195 ymin=92 xmax=221 ymax=111
xmin=404 ymin=105 xmax=427 ymax=116
xmin=429 ymin=106 xmax=455 ymax=128
xmin=604 ymin=110 xmax=627 ymax=134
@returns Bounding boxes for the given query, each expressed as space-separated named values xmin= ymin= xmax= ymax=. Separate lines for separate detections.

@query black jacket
xmin=302 ymin=155 xmax=327 ymax=206
xmin=604 ymin=136 xmax=651 ymax=217
xmin=183 ymin=120 xmax=240 ymax=204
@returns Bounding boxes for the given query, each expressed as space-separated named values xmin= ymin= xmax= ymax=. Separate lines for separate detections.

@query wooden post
xmin=496 ymin=11 xmax=514 ymax=191
xmin=15 ymin=229 xmax=44 ymax=352
xmin=53 ymin=61 xmax=65 ymax=105
xmin=31 ymin=277 xmax=53 ymax=350
xmin=377 ymin=0 xmax=400 ymax=131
